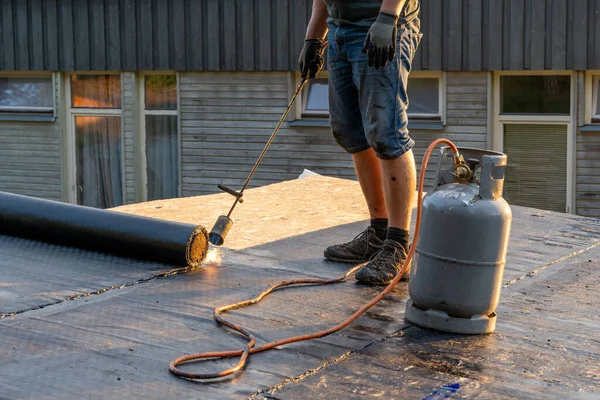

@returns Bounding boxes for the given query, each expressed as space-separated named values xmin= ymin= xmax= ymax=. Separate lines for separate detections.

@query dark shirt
xmin=323 ymin=0 xmax=420 ymax=29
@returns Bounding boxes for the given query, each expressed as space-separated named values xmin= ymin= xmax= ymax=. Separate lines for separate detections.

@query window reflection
xmin=71 ymin=75 xmax=121 ymax=108
xmin=0 ymin=77 xmax=53 ymax=111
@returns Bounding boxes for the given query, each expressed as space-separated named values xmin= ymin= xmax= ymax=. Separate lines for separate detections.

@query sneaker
xmin=324 ymin=227 xmax=385 ymax=263
xmin=354 ymin=239 xmax=411 ymax=286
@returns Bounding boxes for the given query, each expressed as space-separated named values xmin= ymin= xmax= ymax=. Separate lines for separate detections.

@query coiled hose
xmin=169 ymin=138 xmax=459 ymax=381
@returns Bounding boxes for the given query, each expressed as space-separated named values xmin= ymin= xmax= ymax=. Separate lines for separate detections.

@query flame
xmin=203 ymin=246 xmax=222 ymax=266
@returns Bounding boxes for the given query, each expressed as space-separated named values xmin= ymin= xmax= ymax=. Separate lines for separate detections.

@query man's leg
xmin=352 ymin=26 xmax=421 ymax=285
xmin=322 ymin=24 xmax=388 ymax=264
xmin=380 ymin=149 xmax=416 ymax=232
xmin=352 ymin=148 xmax=387 ymax=220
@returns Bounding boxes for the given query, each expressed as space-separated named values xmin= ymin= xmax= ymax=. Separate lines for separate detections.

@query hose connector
xmin=452 ymin=151 xmax=472 ymax=184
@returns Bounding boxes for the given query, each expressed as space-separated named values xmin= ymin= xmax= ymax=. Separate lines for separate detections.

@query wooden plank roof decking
xmin=0 ymin=175 xmax=599 ymax=399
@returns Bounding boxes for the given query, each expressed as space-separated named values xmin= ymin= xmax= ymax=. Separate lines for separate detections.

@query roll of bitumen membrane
xmin=0 ymin=191 xmax=209 ymax=267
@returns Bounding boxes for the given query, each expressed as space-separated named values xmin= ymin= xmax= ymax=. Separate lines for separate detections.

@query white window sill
xmin=0 ymin=113 xmax=56 ymax=122
xmin=580 ymin=124 xmax=600 ymax=133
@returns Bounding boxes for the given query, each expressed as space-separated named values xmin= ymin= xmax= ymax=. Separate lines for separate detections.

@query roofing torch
xmin=208 ymin=42 xmax=327 ymax=247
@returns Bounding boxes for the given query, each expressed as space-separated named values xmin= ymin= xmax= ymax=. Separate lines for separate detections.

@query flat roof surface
xmin=1 ymin=176 xmax=599 ymax=399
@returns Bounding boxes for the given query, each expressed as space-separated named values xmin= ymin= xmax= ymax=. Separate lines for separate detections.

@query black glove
xmin=298 ymin=39 xmax=325 ymax=79
xmin=362 ymin=12 xmax=399 ymax=69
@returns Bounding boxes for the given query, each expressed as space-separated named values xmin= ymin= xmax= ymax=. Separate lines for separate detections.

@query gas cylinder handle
xmin=479 ymin=154 xmax=507 ymax=200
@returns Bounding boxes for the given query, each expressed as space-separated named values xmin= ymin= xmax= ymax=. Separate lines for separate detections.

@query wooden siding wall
xmin=576 ymin=72 xmax=600 ymax=217
xmin=576 ymin=131 xmax=600 ymax=217
xmin=0 ymin=78 xmax=62 ymax=200
xmin=1 ymin=0 xmax=599 ymax=72
xmin=179 ymin=72 xmax=355 ymax=197
xmin=122 ymin=72 xmax=137 ymax=204
xmin=179 ymin=71 xmax=487 ymax=196
xmin=414 ymin=0 xmax=594 ymax=71
xmin=0 ymin=121 xmax=62 ymax=200
xmin=0 ymin=0 xmax=312 ymax=72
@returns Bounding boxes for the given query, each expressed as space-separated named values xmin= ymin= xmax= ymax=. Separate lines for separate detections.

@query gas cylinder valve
xmin=451 ymin=152 xmax=472 ymax=184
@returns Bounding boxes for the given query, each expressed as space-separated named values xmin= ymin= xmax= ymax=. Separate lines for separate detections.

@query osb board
xmin=112 ymin=176 xmax=420 ymax=250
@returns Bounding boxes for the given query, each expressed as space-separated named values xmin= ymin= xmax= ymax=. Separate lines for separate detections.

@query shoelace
xmin=368 ymin=242 xmax=406 ymax=271
xmin=333 ymin=228 xmax=372 ymax=253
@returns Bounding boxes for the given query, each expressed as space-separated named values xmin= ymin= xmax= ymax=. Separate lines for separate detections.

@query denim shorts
xmin=326 ymin=22 xmax=423 ymax=159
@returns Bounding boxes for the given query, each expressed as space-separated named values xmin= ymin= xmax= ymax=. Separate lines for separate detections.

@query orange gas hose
xmin=169 ymin=139 xmax=459 ymax=381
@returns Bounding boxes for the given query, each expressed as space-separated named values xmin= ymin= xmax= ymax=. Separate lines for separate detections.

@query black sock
xmin=370 ymin=218 xmax=388 ymax=240
xmin=386 ymin=227 xmax=409 ymax=249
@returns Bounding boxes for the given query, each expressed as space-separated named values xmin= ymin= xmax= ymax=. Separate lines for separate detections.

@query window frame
xmin=138 ymin=72 xmax=181 ymax=202
xmin=291 ymin=70 xmax=446 ymax=124
xmin=404 ymin=71 xmax=446 ymax=123
xmin=594 ymin=75 xmax=600 ymax=121
xmin=0 ymin=72 xmax=57 ymax=121
xmin=585 ymin=71 xmax=600 ymax=124
xmin=498 ymin=74 xmax=572 ymax=117
xmin=492 ymin=70 xmax=576 ymax=215
xmin=65 ymin=72 xmax=125 ymax=205
xmin=300 ymin=76 xmax=330 ymax=118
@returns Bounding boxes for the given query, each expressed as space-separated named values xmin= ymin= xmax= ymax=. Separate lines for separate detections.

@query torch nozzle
xmin=208 ymin=215 xmax=233 ymax=247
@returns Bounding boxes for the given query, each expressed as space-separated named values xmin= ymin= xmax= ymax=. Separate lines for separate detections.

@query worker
xmin=298 ymin=0 xmax=422 ymax=286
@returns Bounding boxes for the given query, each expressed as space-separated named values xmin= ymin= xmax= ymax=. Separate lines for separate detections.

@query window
xmin=583 ymin=72 xmax=600 ymax=125
xmin=142 ymin=75 xmax=179 ymax=201
xmin=500 ymin=75 xmax=571 ymax=115
xmin=298 ymin=72 xmax=443 ymax=121
xmin=69 ymin=75 xmax=123 ymax=209
xmin=494 ymin=72 xmax=573 ymax=214
xmin=592 ymin=75 xmax=600 ymax=122
xmin=302 ymin=78 xmax=329 ymax=117
xmin=406 ymin=77 xmax=442 ymax=119
xmin=71 ymin=75 xmax=121 ymax=109
xmin=0 ymin=76 xmax=53 ymax=113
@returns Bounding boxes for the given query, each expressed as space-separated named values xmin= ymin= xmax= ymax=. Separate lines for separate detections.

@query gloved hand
xmin=362 ymin=12 xmax=399 ymax=69
xmin=298 ymin=39 xmax=325 ymax=79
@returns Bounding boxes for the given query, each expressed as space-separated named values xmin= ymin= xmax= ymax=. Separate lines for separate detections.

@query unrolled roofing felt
xmin=0 ymin=177 xmax=598 ymax=399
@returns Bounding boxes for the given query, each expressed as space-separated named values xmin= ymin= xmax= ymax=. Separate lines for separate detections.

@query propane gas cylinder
xmin=405 ymin=148 xmax=512 ymax=334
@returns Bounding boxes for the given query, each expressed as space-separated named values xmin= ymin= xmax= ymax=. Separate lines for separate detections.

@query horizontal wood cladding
xmin=0 ymin=0 xmax=597 ymax=72
xmin=179 ymin=72 xmax=355 ymax=196
xmin=576 ymin=132 xmax=600 ymax=217
xmin=0 ymin=122 xmax=62 ymax=200
xmin=179 ymin=71 xmax=488 ymax=196
xmin=122 ymin=72 xmax=136 ymax=204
